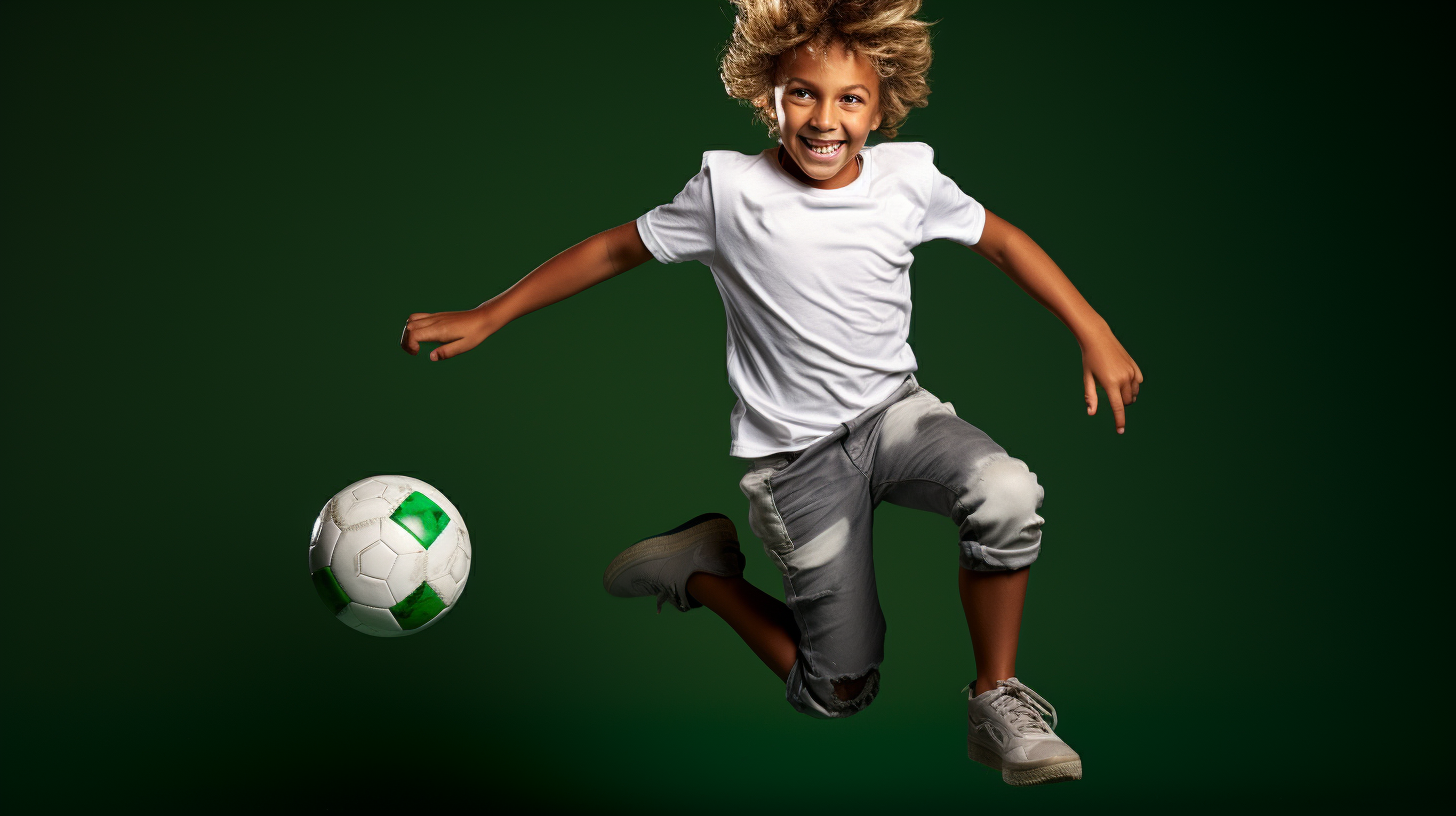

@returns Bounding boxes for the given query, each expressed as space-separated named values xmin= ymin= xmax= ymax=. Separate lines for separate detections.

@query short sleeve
xmin=921 ymin=160 xmax=986 ymax=247
xmin=637 ymin=155 xmax=716 ymax=265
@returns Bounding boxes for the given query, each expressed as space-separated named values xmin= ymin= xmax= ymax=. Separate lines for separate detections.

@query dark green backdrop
xmin=6 ymin=2 xmax=1447 ymax=814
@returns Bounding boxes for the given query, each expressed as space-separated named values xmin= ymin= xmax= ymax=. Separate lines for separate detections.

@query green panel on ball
xmin=390 ymin=491 xmax=450 ymax=549
xmin=390 ymin=582 xmax=447 ymax=630
xmin=311 ymin=567 xmax=350 ymax=615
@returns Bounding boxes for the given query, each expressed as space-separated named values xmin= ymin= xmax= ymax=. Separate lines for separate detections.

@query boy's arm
xmin=968 ymin=210 xmax=1144 ymax=433
xmin=400 ymin=221 xmax=654 ymax=362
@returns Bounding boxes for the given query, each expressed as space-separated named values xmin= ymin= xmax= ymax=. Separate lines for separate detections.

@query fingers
xmin=407 ymin=322 xmax=455 ymax=351
xmin=1083 ymin=369 xmax=1097 ymax=416
xmin=401 ymin=312 xmax=449 ymax=356
xmin=430 ymin=337 xmax=477 ymax=362
xmin=402 ymin=309 xmax=491 ymax=362
xmin=1108 ymin=389 xmax=1126 ymax=434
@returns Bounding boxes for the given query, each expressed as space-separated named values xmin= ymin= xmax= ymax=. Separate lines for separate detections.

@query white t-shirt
xmin=636 ymin=141 xmax=986 ymax=459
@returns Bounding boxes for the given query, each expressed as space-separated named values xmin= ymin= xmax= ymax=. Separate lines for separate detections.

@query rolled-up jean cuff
xmin=960 ymin=541 xmax=1040 ymax=572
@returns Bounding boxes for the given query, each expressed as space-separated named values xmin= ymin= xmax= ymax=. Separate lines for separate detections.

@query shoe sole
xmin=968 ymin=740 xmax=1082 ymax=787
xmin=602 ymin=514 xmax=738 ymax=594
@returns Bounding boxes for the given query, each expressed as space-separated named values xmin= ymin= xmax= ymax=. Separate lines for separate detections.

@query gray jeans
xmin=737 ymin=373 xmax=1045 ymax=719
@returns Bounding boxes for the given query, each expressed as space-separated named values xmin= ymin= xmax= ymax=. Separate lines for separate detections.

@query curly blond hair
xmin=720 ymin=0 xmax=936 ymax=140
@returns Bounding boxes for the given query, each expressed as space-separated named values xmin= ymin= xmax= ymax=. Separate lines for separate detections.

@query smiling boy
xmin=399 ymin=0 xmax=1141 ymax=787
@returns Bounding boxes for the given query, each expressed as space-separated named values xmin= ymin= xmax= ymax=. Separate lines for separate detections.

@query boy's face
xmin=771 ymin=40 xmax=884 ymax=190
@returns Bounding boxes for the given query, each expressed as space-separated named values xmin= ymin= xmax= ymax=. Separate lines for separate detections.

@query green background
xmin=5 ymin=1 xmax=1447 ymax=813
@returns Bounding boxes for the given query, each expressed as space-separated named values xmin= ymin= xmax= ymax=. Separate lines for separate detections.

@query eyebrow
xmin=785 ymin=77 xmax=872 ymax=96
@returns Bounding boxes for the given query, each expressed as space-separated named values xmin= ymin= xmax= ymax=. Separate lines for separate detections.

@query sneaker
xmin=602 ymin=513 xmax=745 ymax=613
xmin=963 ymin=677 xmax=1083 ymax=786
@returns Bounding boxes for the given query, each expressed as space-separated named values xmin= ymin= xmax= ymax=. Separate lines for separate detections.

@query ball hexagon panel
xmin=351 ymin=480 xmax=388 ymax=501
xmin=334 ymin=496 xmax=392 ymax=529
xmin=350 ymin=575 xmax=394 ymax=608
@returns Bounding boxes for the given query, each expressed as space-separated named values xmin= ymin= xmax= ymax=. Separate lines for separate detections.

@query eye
xmin=788 ymin=89 xmax=863 ymax=104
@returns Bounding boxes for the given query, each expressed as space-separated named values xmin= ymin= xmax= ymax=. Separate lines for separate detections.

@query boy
xmin=399 ymin=0 xmax=1141 ymax=787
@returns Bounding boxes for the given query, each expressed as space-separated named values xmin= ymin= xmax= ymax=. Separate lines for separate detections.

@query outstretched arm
xmin=968 ymin=210 xmax=1143 ymax=433
xmin=400 ymin=220 xmax=654 ymax=361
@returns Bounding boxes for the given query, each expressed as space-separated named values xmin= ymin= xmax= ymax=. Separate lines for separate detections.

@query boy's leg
xmin=739 ymin=436 xmax=890 ymax=717
xmin=870 ymin=386 xmax=1079 ymax=784
xmin=868 ymin=388 xmax=1044 ymax=679
xmin=600 ymin=512 xmax=860 ymax=699
xmin=688 ymin=574 xmax=868 ymax=700
xmin=685 ymin=572 xmax=799 ymax=682
xmin=958 ymin=565 xmax=1029 ymax=696
xmin=609 ymin=378 xmax=921 ymax=716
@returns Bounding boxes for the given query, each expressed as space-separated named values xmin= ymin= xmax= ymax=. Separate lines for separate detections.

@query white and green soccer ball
xmin=308 ymin=475 xmax=471 ymax=637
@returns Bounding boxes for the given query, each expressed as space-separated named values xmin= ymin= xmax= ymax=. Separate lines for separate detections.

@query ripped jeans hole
xmin=822 ymin=667 xmax=881 ymax=714
xmin=831 ymin=674 xmax=869 ymax=701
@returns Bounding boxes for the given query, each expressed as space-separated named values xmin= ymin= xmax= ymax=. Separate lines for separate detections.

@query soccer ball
xmin=308 ymin=475 xmax=471 ymax=637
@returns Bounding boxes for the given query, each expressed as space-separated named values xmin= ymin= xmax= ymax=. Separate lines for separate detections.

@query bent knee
xmin=962 ymin=458 xmax=1044 ymax=527
xmin=959 ymin=458 xmax=1044 ymax=571
xmin=975 ymin=457 xmax=1043 ymax=512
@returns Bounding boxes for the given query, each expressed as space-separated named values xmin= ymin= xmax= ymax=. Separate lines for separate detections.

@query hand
xmin=399 ymin=305 xmax=499 ymax=362
xmin=1079 ymin=327 xmax=1143 ymax=434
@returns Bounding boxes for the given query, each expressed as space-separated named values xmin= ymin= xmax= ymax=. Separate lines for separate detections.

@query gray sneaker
xmin=602 ymin=513 xmax=745 ymax=613
xmin=964 ymin=677 xmax=1083 ymax=786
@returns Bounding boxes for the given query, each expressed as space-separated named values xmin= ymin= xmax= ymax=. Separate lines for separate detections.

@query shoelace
xmin=960 ymin=677 xmax=1059 ymax=733
xmin=629 ymin=577 xmax=675 ymax=614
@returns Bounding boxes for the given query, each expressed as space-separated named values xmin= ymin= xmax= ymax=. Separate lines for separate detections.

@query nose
xmin=809 ymin=98 xmax=839 ymax=134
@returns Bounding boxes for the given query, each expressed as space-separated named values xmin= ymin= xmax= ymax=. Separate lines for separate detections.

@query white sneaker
xmin=602 ymin=513 xmax=744 ymax=613
xmin=964 ymin=677 xmax=1083 ymax=786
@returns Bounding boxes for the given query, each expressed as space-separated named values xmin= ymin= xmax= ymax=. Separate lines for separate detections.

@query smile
xmin=799 ymin=136 xmax=845 ymax=159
